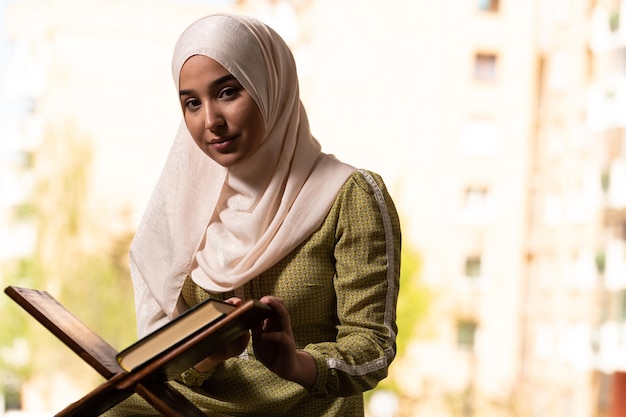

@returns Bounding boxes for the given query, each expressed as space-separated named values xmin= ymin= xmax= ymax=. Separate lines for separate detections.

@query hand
xmin=193 ymin=297 xmax=250 ymax=372
xmin=251 ymin=296 xmax=317 ymax=388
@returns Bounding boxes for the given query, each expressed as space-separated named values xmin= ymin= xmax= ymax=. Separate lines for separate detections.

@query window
xmin=609 ymin=11 xmax=620 ymax=32
xmin=566 ymin=250 xmax=596 ymax=290
xmin=605 ymin=239 xmax=626 ymax=291
xmin=534 ymin=254 xmax=558 ymax=289
xmin=461 ymin=187 xmax=492 ymax=223
xmin=547 ymin=51 xmax=570 ymax=92
xmin=464 ymin=255 xmax=482 ymax=278
xmin=608 ymin=158 xmax=626 ymax=209
xmin=543 ymin=192 xmax=564 ymax=227
xmin=18 ymin=150 xmax=35 ymax=170
xmin=456 ymin=253 xmax=489 ymax=291
xmin=457 ymin=320 xmax=478 ymax=350
xmin=474 ymin=53 xmax=498 ymax=80
xmin=620 ymin=290 xmax=626 ymax=321
xmin=546 ymin=124 xmax=566 ymax=156
xmin=478 ymin=0 xmax=499 ymax=12
xmin=461 ymin=117 xmax=501 ymax=156
xmin=2 ymin=381 xmax=21 ymax=411
xmin=565 ymin=186 xmax=591 ymax=225
xmin=620 ymin=49 xmax=626 ymax=75
xmin=558 ymin=323 xmax=593 ymax=369
xmin=534 ymin=324 xmax=554 ymax=359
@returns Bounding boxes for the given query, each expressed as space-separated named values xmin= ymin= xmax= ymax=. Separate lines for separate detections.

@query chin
xmin=212 ymin=155 xmax=241 ymax=168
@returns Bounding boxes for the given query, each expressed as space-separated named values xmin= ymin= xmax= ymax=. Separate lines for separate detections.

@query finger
xmin=259 ymin=295 xmax=285 ymax=309
xmin=256 ymin=330 xmax=290 ymax=344
xmin=224 ymin=297 xmax=243 ymax=306
xmin=259 ymin=297 xmax=289 ymax=320
xmin=251 ymin=321 xmax=264 ymax=338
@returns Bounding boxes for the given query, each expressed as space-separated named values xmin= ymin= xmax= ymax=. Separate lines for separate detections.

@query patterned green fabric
xmin=103 ymin=170 xmax=401 ymax=416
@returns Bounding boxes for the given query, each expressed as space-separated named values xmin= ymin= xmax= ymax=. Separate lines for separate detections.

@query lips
xmin=207 ymin=135 xmax=237 ymax=152
xmin=209 ymin=135 xmax=235 ymax=145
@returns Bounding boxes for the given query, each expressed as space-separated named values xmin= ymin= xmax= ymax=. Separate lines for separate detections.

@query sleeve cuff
xmin=303 ymin=347 xmax=333 ymax=397
xmin=179 ymin=366 xmax=215 ymax=387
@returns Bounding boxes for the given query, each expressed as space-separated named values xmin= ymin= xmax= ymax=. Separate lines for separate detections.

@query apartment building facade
xmin=588 ymin=0 xmax=626 ymax=416
xmin=375 ymin=0 xmax=625 ymax=416
xmin=2 ymin=0 xmax=626 ymax=416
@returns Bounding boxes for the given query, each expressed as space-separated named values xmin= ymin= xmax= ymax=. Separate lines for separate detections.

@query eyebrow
xmin=179 ymin=74 xmax=237 ymax=96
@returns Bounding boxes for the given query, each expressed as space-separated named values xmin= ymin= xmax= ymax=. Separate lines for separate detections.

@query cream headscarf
xmin=129 ymin=14 xmax=355 ymax=325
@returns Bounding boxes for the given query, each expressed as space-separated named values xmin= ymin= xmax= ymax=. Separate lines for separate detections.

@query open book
xmin=116 ymin=296 xmax=271 ymax=376
xmin=4 ymin=285 xmax=274 ymax=416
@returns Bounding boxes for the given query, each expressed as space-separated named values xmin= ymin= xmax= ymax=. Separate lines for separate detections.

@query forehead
xmin=179 ymin=55 xmax=232 ymax=87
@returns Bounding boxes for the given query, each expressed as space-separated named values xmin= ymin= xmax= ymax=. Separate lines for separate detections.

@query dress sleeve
xmin=304 ymin=170 xmax=401 ymax=397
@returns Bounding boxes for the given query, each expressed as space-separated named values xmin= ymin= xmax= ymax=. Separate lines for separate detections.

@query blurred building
xmin=0 ymin=0 xmax=308 ymax=414
xmin=2 ymin=0 xmax=626 ymax=416
xmin=0 ymin=0 xmax=243 ymax=413
xmin=310 ymin=0 xmax=626 ymax=416
xmin=524 ymin=1 xmax=603 ymax=416
xmin=389 ymin=1 xmax=626 ymax=416
xmin=588 ymin=0 xmax=626 ymax=416
xmin=398 ymin=0 xmax=626 ymax=416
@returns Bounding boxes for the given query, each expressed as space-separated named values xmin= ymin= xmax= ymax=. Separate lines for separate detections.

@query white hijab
xmin=130 ymin=14 xmax=355 ymax=319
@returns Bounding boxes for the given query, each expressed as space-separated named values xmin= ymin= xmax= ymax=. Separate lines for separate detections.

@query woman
xmin=108 ymin=13 xmax=401 ymax=416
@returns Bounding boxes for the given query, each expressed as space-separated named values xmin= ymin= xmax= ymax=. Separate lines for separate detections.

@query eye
xmin=184 ymin=98 xmax=201 ymax=110
xmin=218 ymin=86 xmax=239 ymax=100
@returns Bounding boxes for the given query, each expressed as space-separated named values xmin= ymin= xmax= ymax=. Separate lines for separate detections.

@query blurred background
xmin=1 ymin=0 xmax=626 ymax=416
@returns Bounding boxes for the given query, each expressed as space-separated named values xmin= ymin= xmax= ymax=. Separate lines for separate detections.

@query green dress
xmin=104 ymin=170 xmax=401 ymax=416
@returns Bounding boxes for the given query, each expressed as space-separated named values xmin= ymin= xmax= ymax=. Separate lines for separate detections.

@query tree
xmin=365 ymin=242 xmax=432 ymax=416
xmin=0 ymin=121 xmax=136 ymax=410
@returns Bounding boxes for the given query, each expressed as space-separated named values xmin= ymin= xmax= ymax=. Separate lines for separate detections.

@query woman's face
xmin=179 ymin=55 xmax=265 ymax=167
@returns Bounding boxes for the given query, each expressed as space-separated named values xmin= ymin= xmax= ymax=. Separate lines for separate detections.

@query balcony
xmin=596 ymin=321 xmax=626 ymax=372
xmin=591 ymin=2 xmax=626 ymax=53
xmin=587 ymin=80 xmax=626 ymax=132
xmin=604 ymin=239 xmax=626 ymax=291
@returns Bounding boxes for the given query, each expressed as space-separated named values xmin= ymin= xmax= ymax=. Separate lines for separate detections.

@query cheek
xmin=254 ymin=118 xmax=266 ymax=143
xmin=245 ymin=107 xmax=265 ymax=142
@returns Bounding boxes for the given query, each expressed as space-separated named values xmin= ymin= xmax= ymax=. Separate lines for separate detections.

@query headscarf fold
xmin=130 ymin=13 xmax=355 ymax=320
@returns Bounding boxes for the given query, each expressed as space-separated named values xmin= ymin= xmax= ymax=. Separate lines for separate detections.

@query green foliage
xmin=395 ymin=245 xmax=429 ymax=357
xmin=59 ymin=232 xmax=136 ymax=351
xmin=0 ymin=299 xmax=32 ymax=382
xmin=366 ymin=243 xmax=431 ymax=401
xmin=12 ymin=202 xmax=36 ymax=221
xmin=0 ymin=258 xmax=47 ymax=385
xmin=610 ymin=12 xmax=620 ymax=32
xmin=1 ymin=122 xmax=137 ymax=392
xmin=595 ymin=251 xmax=605 ymax=275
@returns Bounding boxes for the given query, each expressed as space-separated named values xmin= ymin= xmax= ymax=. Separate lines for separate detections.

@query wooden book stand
xmin=4 ymin=285 xmax=268 ymax=416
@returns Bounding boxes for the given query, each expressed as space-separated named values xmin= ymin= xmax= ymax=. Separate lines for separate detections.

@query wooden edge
xmin=55 ymin=376 xmax=206 ymax=416
xmin=135 ymin=381 xmax=206 ymax=417
xmin=4 ymin=286 xmax=123 ymax=378
xmin=54 ymin=373 xmax=132 ymax=416
xmin=5 ymin=287 xmax=272 ymax=416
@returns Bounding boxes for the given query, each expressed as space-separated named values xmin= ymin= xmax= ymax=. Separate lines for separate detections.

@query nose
xmin=204 ymin=103 xmax=224 ymax=131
